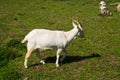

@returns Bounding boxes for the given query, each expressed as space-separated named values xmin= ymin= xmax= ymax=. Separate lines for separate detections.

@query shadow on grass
xmin=46 ymin=53 xmax=101 ymax=64
xmin=30 ymin=53 xmax=100 ymax=67
xmin=6 ymin=39 xmax=26 ymax=50
xmin=0 ymin=38 xmax=23 ymax=67
xmin=0 ymin=47 xmax=22 ymax=67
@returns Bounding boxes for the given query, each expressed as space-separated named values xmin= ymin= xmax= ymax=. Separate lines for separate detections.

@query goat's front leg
xmin=56 ymin=49 xmax=62 ymax=67
xmin=60 ymin=49 xmax=67 ymax=62
xmin=35 ymin=49 xmax=45 ymax=65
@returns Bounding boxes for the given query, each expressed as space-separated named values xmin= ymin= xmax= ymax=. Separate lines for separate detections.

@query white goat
xmin=109 ymin=2 xmax=120 ymax=12
xmin=21 ymin=20 xmax=84 ymax=68
xmin=100 ymin=1 xmax=112 ymax=16
xmin=117 ymin=3 xmax=120 ymax=12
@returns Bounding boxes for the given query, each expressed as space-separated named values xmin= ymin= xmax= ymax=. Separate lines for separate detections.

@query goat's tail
xmin=21 ymin=37 xmax=27 ymax=43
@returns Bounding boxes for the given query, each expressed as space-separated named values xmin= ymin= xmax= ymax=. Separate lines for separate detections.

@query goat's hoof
xmin=40 ymin=60 xmax=45 ymax=65
xmin=25 ymin=66 xmax=28 ymax=69
xmin=56 ymin=64 xmax=60 ymax=67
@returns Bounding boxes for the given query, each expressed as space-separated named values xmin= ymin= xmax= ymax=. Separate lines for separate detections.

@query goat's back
xmin=25 ymin=29 xmax=68 ymax=49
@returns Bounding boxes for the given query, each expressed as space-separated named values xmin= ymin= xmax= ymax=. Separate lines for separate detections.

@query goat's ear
xmin=73 ymin=20 xmax=83 ymax=30
xmin=72 ymin=20 xmax=78 ymax=28
xmin=78 ymin=22 xmax=83 ymax=30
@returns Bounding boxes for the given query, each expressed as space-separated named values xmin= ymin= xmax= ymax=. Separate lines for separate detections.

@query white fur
xmin=22 ymin=20 xmax=84 ymax=68
xmin=100 ymin=1 xmax=106 ymax=9
xmin=117 ymin=3 xmax=120 ymax=12
xmin=99 ymin=1 xmax=112 ymax=16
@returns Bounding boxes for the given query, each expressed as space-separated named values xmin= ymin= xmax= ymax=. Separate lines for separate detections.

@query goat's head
xmin=100 ymin=1 xmax=106 ymax=8
xmin=72 ymin=20 xmax=84 ymax=38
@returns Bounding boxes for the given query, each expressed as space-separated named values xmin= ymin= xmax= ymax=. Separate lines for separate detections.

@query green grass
xmin=0 ymin=0 xmax=120 ymax=80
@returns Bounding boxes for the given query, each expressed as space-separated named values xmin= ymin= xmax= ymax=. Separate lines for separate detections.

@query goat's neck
xmin=65 ymin=27 xmax=78 ymax=43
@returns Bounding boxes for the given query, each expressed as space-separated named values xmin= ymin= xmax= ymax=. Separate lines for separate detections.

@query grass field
xmin=0 ymin=0 xmax=120 ymax=80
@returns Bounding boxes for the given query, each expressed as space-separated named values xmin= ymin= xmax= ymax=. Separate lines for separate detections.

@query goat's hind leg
xmin=24 ymin=42 xmax=34 ymax=68
xmin=35 ymin=49 xmax=45 ymax=65
xmin=24 ymin=50 xmax=33 ymax=68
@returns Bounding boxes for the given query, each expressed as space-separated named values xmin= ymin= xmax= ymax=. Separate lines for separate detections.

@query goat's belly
xmin=36 ymin=45 xmax=57 ymax=50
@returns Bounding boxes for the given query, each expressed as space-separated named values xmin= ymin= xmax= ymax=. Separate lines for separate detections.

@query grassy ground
xmin=0 ymin=0 xmax=120 ymax=80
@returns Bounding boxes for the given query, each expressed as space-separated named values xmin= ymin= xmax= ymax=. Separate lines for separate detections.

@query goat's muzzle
xmin=80 ymin=31 xmax=84 ymax=38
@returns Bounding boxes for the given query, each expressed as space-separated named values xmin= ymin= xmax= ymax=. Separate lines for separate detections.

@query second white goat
xmin=100 ymin=1 xmax=112 ymax=16
xmin=21 ymin=20 xmax=84 ymax=68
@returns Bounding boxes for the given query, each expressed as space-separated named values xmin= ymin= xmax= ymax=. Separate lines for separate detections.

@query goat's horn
xmin=73 ymin=20 xmax=81 ymax=26
xmin=73 ymin=20 xmax=79 ymax=25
